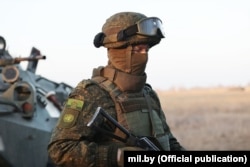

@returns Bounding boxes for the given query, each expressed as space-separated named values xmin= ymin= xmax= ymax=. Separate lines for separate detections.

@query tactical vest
xmin=91 ymin=68 xmax=171 ymax=150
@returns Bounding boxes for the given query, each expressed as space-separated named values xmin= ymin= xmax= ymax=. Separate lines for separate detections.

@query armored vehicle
xmin=0 ymin=36 xmax=73 ymax=167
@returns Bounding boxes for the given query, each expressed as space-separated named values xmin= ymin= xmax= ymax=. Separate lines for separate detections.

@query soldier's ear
xmin=93 ymin=32 xmax=105 ymax=48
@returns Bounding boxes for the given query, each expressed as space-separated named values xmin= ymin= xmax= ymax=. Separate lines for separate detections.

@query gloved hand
xmin=117 ymin=147 xmax=145 ymax=167
xmin=85 ymin=142 xmax=98 ymax=166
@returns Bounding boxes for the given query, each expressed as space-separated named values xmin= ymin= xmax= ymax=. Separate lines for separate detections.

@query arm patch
xmin=58 ymin=108 xmax=79 ymax=128
xmin=65 ymin=98 xmax=84 ymax=111
xmin=57 ymin=98 xmax=84 ymax=128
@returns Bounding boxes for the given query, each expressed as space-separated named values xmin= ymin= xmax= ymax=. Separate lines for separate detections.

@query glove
xmin=85 ymin=142 xmax=98 ymax=166
xmin=117 ymin=147 xmax=145 ymax=167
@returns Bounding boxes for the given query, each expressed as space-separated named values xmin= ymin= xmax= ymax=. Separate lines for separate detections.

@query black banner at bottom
xmin=124 ymin=151 xmax=250 ymax=167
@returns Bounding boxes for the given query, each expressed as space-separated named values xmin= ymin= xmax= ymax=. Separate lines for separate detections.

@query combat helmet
xmin=94 ymin=12 xmax=165 ymax=49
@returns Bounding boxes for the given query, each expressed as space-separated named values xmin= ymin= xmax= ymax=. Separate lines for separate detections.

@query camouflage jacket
xmin=48 ymin=76 xmax=184 ymax=167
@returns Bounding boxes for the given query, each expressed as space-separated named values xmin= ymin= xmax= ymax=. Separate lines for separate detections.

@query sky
xmin=1 ymin=0 xmax=250 ymax=90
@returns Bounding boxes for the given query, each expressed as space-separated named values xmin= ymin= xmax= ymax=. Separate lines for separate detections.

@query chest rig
xmin=91 ymin=67 xmax=170 ymax=150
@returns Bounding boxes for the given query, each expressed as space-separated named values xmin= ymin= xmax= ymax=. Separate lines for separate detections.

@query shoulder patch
xmin=58 ymin=109 xmax=79 ymax=128
xmin=66 ymin=98 xmax=84 ymax=111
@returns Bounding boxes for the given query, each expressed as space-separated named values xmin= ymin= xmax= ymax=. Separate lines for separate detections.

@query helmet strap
xmin=117 ymin=24 xmax=138 ymax=41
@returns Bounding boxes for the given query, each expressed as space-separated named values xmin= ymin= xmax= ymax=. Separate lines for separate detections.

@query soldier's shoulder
xmin=76 ymin=79 xmax=97 ymax=88
xmin=71 ymin=79 xmax=108 ymax=98
xmin=73 ymin=79 xmax=102 ymax=91
xmin=144 ymin=83 xmax=160 ymax=100
xmin=144 ymin=83 xmax=154 ymax=94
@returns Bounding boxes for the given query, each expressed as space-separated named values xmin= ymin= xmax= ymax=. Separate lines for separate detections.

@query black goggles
xmin=117 ymin=17 xmax=165 ymax=41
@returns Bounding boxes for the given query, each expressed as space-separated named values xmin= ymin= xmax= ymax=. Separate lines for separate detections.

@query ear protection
xmin=93 ymin=32 xmax=106 ymax=48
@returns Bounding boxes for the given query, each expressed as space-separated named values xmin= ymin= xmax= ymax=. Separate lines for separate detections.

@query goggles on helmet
xmin=117 ymin=17 xmax=165 ymax=41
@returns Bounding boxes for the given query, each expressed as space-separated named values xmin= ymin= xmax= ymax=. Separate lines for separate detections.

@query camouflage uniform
xmin=48 ymin=12 xmax=185 ymax=167
xmin=48 ymin=78 xmax=118 ymax=167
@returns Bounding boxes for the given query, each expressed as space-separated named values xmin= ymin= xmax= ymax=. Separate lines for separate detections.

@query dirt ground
xmin=156 ymin=86 xmax=250 ymax=150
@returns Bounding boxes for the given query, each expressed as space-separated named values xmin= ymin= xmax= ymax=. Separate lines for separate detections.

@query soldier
xmin=48 ymin=11 xmax=185 ymax=167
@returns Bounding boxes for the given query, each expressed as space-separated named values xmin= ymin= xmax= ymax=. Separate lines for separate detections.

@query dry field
xmin=156 ymin=86 xmax=250 ymax=150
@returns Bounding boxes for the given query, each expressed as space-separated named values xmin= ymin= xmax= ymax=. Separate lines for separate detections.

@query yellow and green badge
xmin=66 ymin=98 xmax=84 ymax=111
xmin=58 ymin=98 xmax=84 ymax=128
xmin=63 ymin=113 xmax=75 ymax=123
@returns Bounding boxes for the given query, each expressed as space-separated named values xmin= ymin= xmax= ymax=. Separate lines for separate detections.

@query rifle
xmin=87 ymin=107 xmax=160 ymax=151
xmin=0 ymin=55 xmax=46 ymax=66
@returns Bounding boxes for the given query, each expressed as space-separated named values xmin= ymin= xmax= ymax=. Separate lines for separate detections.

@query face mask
xmin=108 ymin=47 xmax=148 ymax=75
xmin=130 ymin=52 xmax=148 ymax=75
